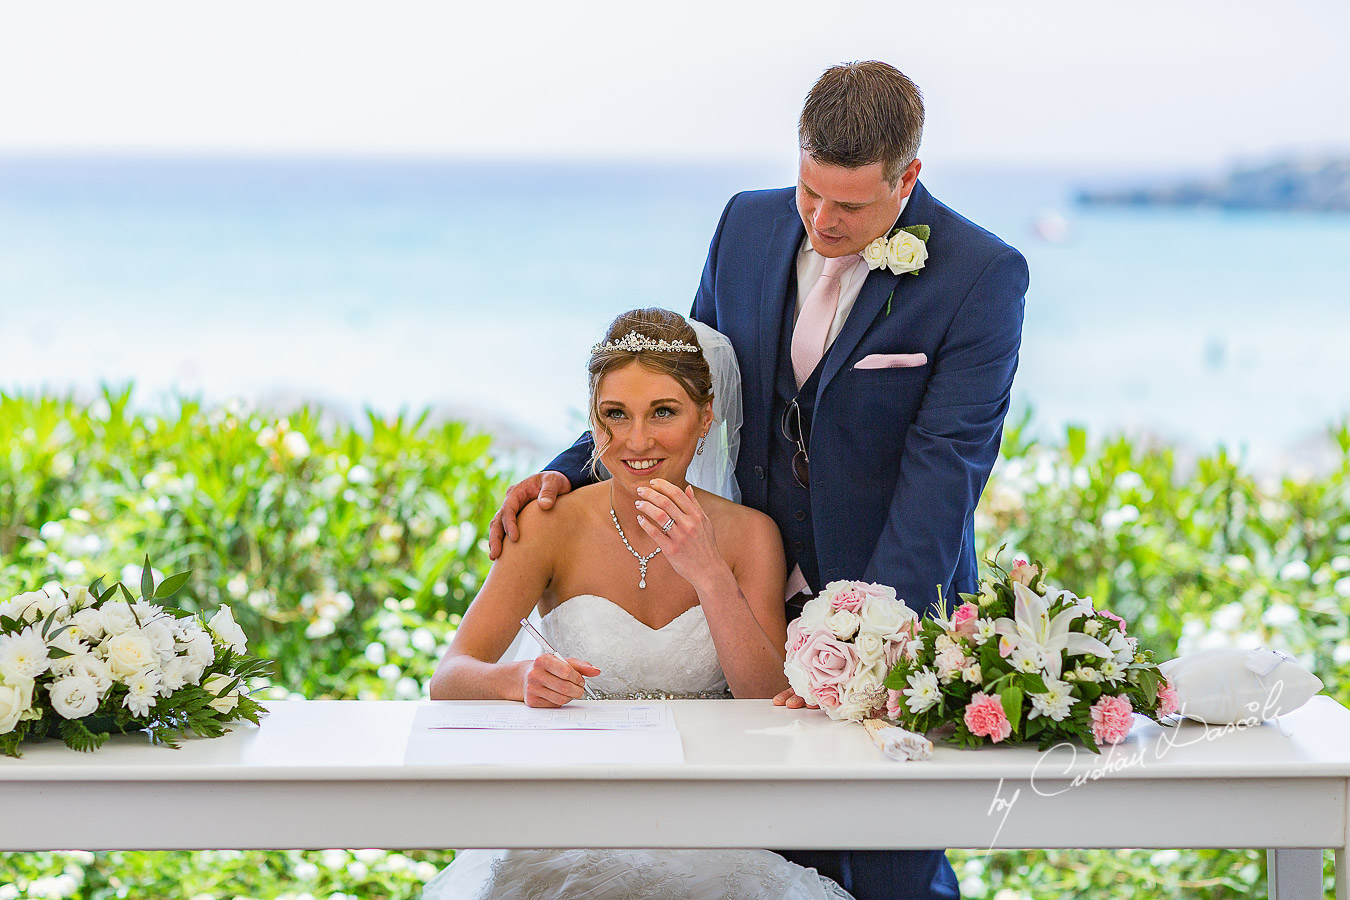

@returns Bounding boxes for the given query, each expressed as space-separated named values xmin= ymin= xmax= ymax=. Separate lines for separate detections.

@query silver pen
xmin=519 ymin=617 xmax=601 ymax=700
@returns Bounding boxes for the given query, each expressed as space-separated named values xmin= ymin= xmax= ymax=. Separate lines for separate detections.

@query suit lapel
xmin=817 ymin=181 xmax=935 ymax=397
xmin=755 ymin=194 xmax=805 ymax=425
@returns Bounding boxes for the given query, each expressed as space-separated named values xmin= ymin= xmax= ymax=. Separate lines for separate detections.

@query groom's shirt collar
xmin=793 ymin=194 xmax=910 ymax=344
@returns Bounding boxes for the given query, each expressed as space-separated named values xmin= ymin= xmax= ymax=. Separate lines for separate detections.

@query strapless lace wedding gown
xmin=421 ymin=595 xmax=853 ymax=900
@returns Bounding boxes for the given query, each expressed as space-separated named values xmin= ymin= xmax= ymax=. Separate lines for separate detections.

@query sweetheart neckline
xmin=541 ymin=594 xmax=704 ymax=633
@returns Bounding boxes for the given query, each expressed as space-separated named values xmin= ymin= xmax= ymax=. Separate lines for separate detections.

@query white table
xmin=3 ymin=697 xmax=1348 ymax=899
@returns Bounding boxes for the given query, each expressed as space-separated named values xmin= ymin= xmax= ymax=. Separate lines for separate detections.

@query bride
xmin=424 ymin=308 xmax=852 ymax=900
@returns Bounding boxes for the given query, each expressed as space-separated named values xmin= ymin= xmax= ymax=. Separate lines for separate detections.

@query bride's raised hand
xmin=523 ymin=654 xmax=601 ymax=708
xmin=634 ymin=479 xmax=728 ymax=593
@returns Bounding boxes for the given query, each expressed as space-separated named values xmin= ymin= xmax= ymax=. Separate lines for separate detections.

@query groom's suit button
xmin=794 ymin=510 xmax=806 ymax=521
xmin=793 ymin=540 xmax=805 ymax=553
xmin=754 ymin=466 xmax=764 ymax=479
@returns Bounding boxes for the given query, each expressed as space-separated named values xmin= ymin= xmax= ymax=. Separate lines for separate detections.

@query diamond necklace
xmin=609 ymin=506 xmax=660 ymax=589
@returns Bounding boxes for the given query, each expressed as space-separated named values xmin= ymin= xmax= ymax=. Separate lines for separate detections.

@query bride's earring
xmin=696 ymin=433 xmax=707 ymax=456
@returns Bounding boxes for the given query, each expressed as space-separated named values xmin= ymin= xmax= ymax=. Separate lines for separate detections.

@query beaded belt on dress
xmin=592 ymin=689 xmax=734 ymax=700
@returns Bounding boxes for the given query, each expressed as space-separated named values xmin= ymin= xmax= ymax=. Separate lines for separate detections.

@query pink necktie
xmin=791 ymin=253 xmax=860 ymax=388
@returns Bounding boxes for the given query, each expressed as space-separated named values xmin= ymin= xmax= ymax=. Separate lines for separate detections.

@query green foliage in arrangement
xmin=2 ymin=390 xmax=1348 ymax=898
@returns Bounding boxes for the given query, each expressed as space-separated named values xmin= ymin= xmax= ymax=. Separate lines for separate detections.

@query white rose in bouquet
xmin=203 ymin=673 xmax=241 ymax=713
xmin=99 ymin=601 xmax=139 ymax=636
xmin=797 ymin=596 xmax=831 ymax=635
xmin=0 ymin=682 xmax=29 ymax=734
xmin=33 ymin=587 xmax=72 ymax=620
xmin=826 ymin=609 xmax=861 ymax=641
xmin=69 ymin=606 xmax=107 ymax=643
xmin=6 ymin=591 xmax=49 ymax=623
xmin=854 ymin=631 xmax=886 ymax=664
xmin=209 ymin=606 xmax=249 ymax=655
xmin=142 ymin=618 xmax=178 ymax=663
xmin=48 ymin=675 xmax=101 ymax=719
xmin=858 ymin=594 xmax=915 ymax=641
xmin=73 ymin=655 xmax=114 ymax=693
xmin=105 ymin=630 xmax=160 ymax=677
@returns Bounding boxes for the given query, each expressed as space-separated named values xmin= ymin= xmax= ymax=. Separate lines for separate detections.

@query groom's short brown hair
xmin=799 ymin=61 xmax=925 ymax=186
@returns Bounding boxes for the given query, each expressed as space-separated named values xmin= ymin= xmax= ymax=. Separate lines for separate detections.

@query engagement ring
xmin=661 ymin=518 xmax=675 ymax=534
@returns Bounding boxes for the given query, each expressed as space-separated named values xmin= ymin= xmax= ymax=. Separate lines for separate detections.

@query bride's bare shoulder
xmin=694 ymin=489 xmax=781 ymax=545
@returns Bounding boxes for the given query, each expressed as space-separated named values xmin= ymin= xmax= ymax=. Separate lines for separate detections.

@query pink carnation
xmin=1157 ymin=681 xmax=1179 ymax=718
xmin=951 ymin=602 xmax=979 ymax=635
xmin=830 ymin=585 xmax=867 ymax=613
xmin=1090 ymin=695 xmax=1134 ymax=745
xmin=799 ymin=629 xmax=857 ymax=688
xmin=963 ymin=692 xmax=1012 ymax=743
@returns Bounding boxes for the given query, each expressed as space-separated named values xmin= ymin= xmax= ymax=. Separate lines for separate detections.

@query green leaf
xmin=140 ymin=555 xmax=155 ymax=603
xmin=1020 ymin=672 xmax=1047 ymax=694
xmin=900 ymin=224 xmax=931 ymax=242
xmin=1001 ymin=685 xmax=1023 ymax=733
xmin=155 ymin=571 xmax=192 ymax=599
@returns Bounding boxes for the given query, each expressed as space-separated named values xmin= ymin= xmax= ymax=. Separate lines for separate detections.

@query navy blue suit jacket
xmin=550 ymin=181 xmax=1027 ymax=617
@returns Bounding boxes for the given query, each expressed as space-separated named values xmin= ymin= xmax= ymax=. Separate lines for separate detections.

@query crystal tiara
xmin=591 ymin=330 xmax=700 ymax=355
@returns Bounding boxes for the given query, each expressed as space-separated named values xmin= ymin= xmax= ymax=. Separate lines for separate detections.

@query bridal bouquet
xmin=883 ymin=552 xmax=1176 ymax=752
xmin=784 ymin=580 xmax=918 ymax=721
xmin=0 ymin=558 xmax=269 ymax=757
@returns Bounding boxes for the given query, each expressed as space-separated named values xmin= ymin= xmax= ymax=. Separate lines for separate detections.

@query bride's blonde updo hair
xmin=588 ymin=308 xmax=714 ymax=473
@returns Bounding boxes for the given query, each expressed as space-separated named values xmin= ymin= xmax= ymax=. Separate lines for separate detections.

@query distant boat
xmin=1031 ymin=209 xmax=1070 ymax=243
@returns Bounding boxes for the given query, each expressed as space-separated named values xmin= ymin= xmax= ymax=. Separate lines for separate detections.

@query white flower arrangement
xmin=0 ymin=557 xmax=268 ymax=757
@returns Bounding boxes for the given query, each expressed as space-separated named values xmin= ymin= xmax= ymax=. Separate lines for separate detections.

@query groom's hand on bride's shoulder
xmin=489 ymin=471 xmax=573 ymax=560
xmin=772 ymin=688 xmax=818 ymax=710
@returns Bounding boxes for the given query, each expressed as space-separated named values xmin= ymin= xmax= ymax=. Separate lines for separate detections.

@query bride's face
xmin=593 ymin=360 xmax=712 ymax=491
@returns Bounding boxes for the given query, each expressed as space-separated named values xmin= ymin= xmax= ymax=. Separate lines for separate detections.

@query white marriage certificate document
xmin=404 ymin=701 xmax=685 ymax=766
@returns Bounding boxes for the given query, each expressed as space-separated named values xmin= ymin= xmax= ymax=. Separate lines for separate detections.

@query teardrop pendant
xmin=611 ymin=506 xmax=660 ymax=591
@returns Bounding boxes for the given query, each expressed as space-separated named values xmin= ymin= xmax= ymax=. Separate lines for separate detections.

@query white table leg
xmin=1268 ymin=849 xmax=1323 ymax=899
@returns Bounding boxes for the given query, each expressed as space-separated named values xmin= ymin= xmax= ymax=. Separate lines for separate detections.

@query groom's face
xmin=796 ymin=153 xmax=920 ymax=258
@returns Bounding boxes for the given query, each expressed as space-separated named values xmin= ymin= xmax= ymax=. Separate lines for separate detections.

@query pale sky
xmin=3 ymin=0 xmax=1349 ymax=168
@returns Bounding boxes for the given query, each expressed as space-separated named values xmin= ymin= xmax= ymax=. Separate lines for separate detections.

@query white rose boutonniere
xmin=886 ymin=230 xmax=928 ymax=275
xmin=864 ymin=224 xmax=930 ymax=276
xmin=863 ymin=224 xmax=931 ymax=315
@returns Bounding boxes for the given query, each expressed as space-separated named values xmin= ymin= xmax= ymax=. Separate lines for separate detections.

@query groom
xmin=490 ymin=61 xmax=1027 ymax=899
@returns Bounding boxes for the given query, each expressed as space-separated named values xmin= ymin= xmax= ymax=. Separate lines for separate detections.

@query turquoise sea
xmin=2 ymin=156 xmax=1348 ymax=469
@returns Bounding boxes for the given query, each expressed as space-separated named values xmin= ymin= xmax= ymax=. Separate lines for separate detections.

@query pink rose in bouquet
xmin=784 ymin=581 xmax=917 ymax=722
xmin=950 ymin=602 xmax=979 ymax=636
xmin=1009 ymin=559 xmax=1039 ymax=586
xmin=800 ymin=629 xmax=856 ymax=687
xmin=830 ymin=585 xmax=868 ymax=613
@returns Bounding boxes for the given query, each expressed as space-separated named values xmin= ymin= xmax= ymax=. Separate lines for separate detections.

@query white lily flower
xmin=993 ymin=582 xmax=1112 ymax=681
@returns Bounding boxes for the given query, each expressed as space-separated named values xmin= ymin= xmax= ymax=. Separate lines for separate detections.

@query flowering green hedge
xmin=2 ymin=390 xmax=1346 ymax=898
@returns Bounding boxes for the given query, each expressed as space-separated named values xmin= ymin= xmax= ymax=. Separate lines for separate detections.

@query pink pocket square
xmin=854 ymin=352 xmax=928 ymax=369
